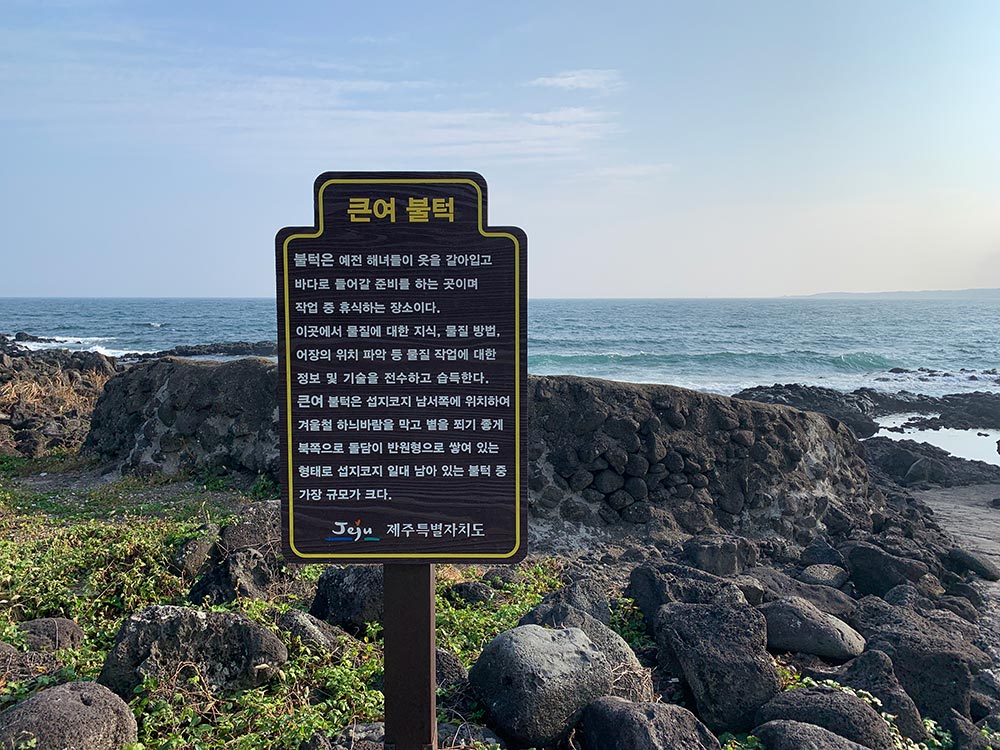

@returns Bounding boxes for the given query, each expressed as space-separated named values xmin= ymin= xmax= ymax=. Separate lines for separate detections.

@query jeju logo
xmin=326 ymin=520 xmax=380 ymax=543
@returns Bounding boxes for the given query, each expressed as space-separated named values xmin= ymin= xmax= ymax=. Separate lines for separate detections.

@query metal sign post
xmin=275 ymin=172 xmax=527 ymax=749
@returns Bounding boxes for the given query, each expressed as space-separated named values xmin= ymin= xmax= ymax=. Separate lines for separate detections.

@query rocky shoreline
xmin=736 ymin=382 xmax=1000 ymax=438
xmin=1 ymin=341 xmax=1000 ymax=748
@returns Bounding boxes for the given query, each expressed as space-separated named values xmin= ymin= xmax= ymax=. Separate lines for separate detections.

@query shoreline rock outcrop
xmin=4 ymin=354 xmax=999 ymax=747
xmin=83 ymin=357 xmax=278 ymax=476
xmin=0 ymin=348 xmax=116 ymax=457
xmin=84 ymin=363 xmax=877 ymax=552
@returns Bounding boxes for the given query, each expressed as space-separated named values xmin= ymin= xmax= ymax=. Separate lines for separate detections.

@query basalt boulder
xmin=849 ymin=596 xmax=991 ymax=719
xmin=754 ymin=686 xmax=894 ymax=750
xmin=655 ymin=601 xmax=781 ymax=733
xmin=0 ymin=682 xmax=137 ymax=750
xmin=97 ymin=605 xmax=287 ymax=698
xmin=841 ymin=541 xmax=930 ymax=597
xmin=309 ymin=565 xmax=384 ymax=636
xmin=519 ymin=601 xmax=654 ymax=702
xmin=578 ymin=697 xmax=721 ymax=750
xmin=625 ymin=562 xmax=745 ymax=624
xmin=759 ymin=597 xmax=865 ymax=661
xmin=807 ymin=650 xmax=927 ymax=741
xmin=751 ymin=720 xmax=870 ymax=750
xmin=469 ymin=625 xmax=613 ymax=749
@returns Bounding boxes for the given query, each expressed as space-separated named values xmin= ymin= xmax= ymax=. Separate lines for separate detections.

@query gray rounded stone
xmin=469 ymin=625 xmax=613 ymax=748
xmin=0 ymin=681 xmax=137 ymax=750
xmin=799 ymin=564 xmax=850 ymax=589
xmin=759 ymin=596 xmax=865 ymax=660
xmin=519 ymin=601 xmax=653 ymax=702
xmin=593 ymin=469 xmax=626 ymax=494
xmin=579 ymin=696 xmax=721 ymax=750
xmin=755 ymin=686 xmax=894 ymax=750
xmin=753 ymin=719 xmax=869 ymax=749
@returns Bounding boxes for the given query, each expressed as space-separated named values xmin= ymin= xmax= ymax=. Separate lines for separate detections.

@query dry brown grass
xmin=0 ymin=428 xmax=16 ymax=455
xmin=0 ymin=371 xmax=111 ymax=416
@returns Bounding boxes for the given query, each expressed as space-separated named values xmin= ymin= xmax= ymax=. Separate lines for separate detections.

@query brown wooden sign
xmin=276 ymin=172 xmax=527 ymax=563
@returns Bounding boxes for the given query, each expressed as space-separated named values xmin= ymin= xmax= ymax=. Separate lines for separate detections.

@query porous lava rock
xmin=0 ymin=681 xmax=137 ymax=750
xmin=849 ymin=596 xmax=991 ymax=719
xmin=806 ymin=650 xmax=927 ymax=741
xmin=751 ymin=719 xmax=870 ymax=750
xmin=309 ymin=565 xmax=384 ymax=636
xmin=469 ymin=625 xmax=613 ymax=748
xmin=97 ymin=605 xmax=287 ymax=698
xmin=578 ymin=696 xmax=721 ymax=750
xmin=654 ymin=601 xmax=781 ymax=733
xmin=754 ymin=685 xmax=894 ymax=750
xmin=625 ymin=562 xmax=745 ymax=623
xmin=759 ymin=596 xmax=865 ymax=660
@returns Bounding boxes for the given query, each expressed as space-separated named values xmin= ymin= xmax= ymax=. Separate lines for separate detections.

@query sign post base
xmin=383 ymin=563 xmax=437 ymax=750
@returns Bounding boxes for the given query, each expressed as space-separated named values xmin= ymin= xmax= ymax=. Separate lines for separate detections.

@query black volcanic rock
xmin=862 ymin=437 xmax=1000 ymax=487
xmin=734 ymin=383 xmax=880 ymax=438
xmin=803 ymin=649 xmax=927 ymax=741
xmin=98 ymin=605 xmax=287 ymax=698
xmin=85 ymin=369 xmax=879 ymax=553
xmin=758 ymin=596 xmax=865 ymax=660
xmin=124 ymin=341 xmax=278 ymax=361
xmin=579 ymin=697 xmax=721 ymax=750
xmin=655 ymin=601 xmax=781 ymax=733
xmin=469 ymin=625 xmax=613 ymax=748
xmin=849 ymin=596 xmax=991 ymax=719
xmin=0 ymin=348 xmax=117 ymax=457
xmin=842 ymin=541 xmax=930 ymax=597
xmin=752 ymin=720 xmax=869 ymax=750
xmin=755 ymin=686 xmax=894 ymax=750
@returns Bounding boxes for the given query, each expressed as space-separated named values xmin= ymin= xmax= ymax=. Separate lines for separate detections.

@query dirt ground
xmin=913 ymin=482 xmax=1000 ymax=662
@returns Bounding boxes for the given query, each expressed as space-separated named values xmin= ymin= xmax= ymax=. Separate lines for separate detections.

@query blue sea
xmin=2 ymin=297 xmax=999 ymax=397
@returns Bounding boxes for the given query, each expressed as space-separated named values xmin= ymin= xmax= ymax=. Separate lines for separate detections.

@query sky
xmin=1 ymin=0 xmax=999 ymax=298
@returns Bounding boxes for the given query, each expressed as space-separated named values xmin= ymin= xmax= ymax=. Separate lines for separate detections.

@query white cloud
xmin=0 ymin=26 xmax=620 ymax=166
xmin=529 ymin=69 xmax=624 ymax=93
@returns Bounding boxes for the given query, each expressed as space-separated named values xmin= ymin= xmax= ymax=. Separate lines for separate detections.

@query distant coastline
xmin=790 ymin=287 xmax=1000 ymax=300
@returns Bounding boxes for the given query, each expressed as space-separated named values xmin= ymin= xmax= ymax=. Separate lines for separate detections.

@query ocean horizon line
xmin=1 ymin=287 xmax=998 ymax=303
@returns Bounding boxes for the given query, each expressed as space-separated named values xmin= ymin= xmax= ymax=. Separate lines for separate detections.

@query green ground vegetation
xmin=0 ymin=455 xmax=563 ymax=748
xmin=2 ymin=455 xmax=996 ymax=749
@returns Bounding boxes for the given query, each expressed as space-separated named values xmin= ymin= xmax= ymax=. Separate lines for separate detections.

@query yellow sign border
xmin=281 ymin=177 xmax=522 ymax=560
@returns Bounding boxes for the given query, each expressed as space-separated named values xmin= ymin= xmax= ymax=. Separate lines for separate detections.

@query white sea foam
xmin=89 ymin=345 xmax=156 ymax=357
xmin=15 ymin=339 xmax=154 ymax=357
xmin=19 ymin=336 xmax=113 ymax=351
